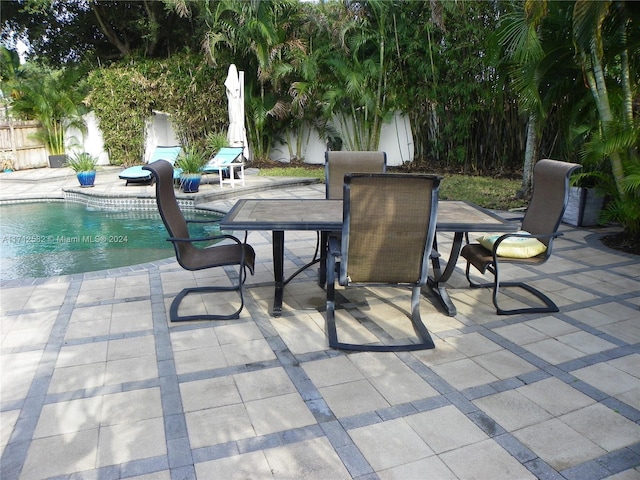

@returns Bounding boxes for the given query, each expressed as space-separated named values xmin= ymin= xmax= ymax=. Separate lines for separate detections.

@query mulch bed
xmin=601 ymin=232 xmax=640 ymax=256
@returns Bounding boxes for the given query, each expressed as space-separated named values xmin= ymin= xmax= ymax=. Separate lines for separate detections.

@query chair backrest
xmin=143 ymin=160 xmax=193 ymax=262
xmin=325 ymin=151 xmax=387 ymax=199
xmin=206 ymin=147 xmax=244 ymax=167
xmin=149 ymin=146 xmax=182 ymax=165
xmin=522 ymin=159 xmax=581 ymax=244
xmin=340 ymin=173 xmax=441 ymax=286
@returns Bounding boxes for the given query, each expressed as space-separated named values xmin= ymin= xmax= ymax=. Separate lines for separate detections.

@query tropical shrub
xmin=8 ymin=66 xmax=88 ymax=155
xmin=206 ymin=131 xmax=229 ymax=155
xmin=175 ymin=146 xmax=207 ymax=174
xmin=65 ymin=151 xmax=98 ymax=172
xmin=87 ymin=53 xmax=230 ymax=166
xmin=87 ymin=66 xmax=152 ymax=166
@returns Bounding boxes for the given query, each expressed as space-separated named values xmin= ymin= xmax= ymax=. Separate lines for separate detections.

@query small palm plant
xmin=176 ymin=147 xmax=207 ymax=193
xmin=65 ymin=152 xmax=98 ymax=172
xmin=66 ymin=152 xmax=98 ymax=187
xmin=9 ymin=68 xmax=87 ymax=157
xmin=176 ymin=146 xmax=207 ymax=174
xmin=206 ymin=131 xmax=229 ymax=156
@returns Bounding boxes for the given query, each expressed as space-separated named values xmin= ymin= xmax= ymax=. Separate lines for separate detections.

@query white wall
xmin=66 ymin=111 xmax=110 ymax=165
xmin=144 ymin=111 xmax=180 ymax=162
xmin=66 ymin=111 xmax=180 ymax=165
xmin=269 ymin=112 xmax=414 ymax=166
xmin=65 ymin=111 xmax=414 ymax=167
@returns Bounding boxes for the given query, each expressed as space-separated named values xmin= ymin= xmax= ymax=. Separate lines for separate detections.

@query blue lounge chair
xmin=203 ymin=147 xmax=245 ymax=187
xmin=119 ymin=146 xmax=182 ymax=185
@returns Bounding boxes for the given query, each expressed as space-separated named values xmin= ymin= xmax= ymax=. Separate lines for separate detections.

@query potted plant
xmin=8 ymin=67 xmax=87 ymax=167
xmin=66 ymin=152 xmax=98 ymax=187
xmin=176 ymin=147 xmax=207 ymax=193
xmin=563 ymin=181 xmax=605 ymax=227
xmin=1 ymin=156 xmax=15 ymax=173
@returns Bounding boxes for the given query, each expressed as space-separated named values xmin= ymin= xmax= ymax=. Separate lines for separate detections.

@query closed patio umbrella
xmin=225 ymin=64 xmax=249 ymax=160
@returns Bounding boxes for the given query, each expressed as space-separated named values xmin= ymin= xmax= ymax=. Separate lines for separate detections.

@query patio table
xmin=220 ymin=199 xmax=516 ymax=317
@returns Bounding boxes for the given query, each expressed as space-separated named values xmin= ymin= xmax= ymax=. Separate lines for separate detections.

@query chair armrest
xmin=166 ymin=234 xmax=242 ymax=244
xmin=492 ymin=231 xmax=562 ymax=250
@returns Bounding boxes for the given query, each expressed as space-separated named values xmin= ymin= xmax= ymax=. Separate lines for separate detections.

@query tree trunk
xmin=616 ymin=1 xmax=633 ymax=127
xmin=519 ymin=114 xmax=538 ymax=199
xmin=91 ymin=2 xmax=130 ymax=57
xmin=585 ymin=49 xmax=626 ymax=197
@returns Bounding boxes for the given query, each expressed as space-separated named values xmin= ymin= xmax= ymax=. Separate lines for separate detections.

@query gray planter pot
xmin=48 ymin=154 xmax=67 ymax=168
xmin=563 ymin=187 xmax=605 ymax=227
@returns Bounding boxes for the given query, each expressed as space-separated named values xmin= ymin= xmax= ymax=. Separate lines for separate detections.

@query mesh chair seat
xmin=461 ymin=159 xmax=580 ymax=315
xmin=143 ymin=160 xmax=255 ymax=321
xmin=317 ymin=151 xmax=388 ymax=286
xmin=326 ymin=173 xmax=442 ymax=351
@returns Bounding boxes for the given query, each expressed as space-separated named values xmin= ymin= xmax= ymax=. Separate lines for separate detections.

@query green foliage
xmin=596 ymin=158 xmax=640 ymax=236
xmin=8 ymin=0 xmax=638 ymax=245
xmin=175 ymin=146 xmax=207 ymax=174
xmin=65 ymin=151 xmax=98 ymax=172
xmin=137 ymin=53 xmax=230 ymax=150
xmin=4 ymin=0 xmax=199 ymax=66
xmin=316 ymin=0 xmax=398 ymax=151
xmin=8 ymin=65 xmax=88 ymax=155
xmin=87 ymin=66 xmax=152 ymax=166
xmin=199 ymin=0 xmax=317 ymax=161
xmin=206 ymin=131 xmax=229 ymax=155
xmin=87 ymin=53 xmax=229 ymax=166
xmin=394 ymin=1 xmax=521 ymax=172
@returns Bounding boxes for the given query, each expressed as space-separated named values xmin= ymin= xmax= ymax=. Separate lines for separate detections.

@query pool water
xmin=0 ymin=202 xmax=222 ymax=280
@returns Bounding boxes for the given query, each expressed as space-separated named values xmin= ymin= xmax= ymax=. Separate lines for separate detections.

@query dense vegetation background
xmin=1 ymin=0 xmax=639 ymax=237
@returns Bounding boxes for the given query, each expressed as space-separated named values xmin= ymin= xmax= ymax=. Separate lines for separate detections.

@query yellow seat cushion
xmin=477 ymin=231 xmax=547 ymax=258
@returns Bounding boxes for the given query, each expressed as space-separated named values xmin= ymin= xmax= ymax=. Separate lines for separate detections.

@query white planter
xmin=563 ymin=187 xmax=605 ymax=227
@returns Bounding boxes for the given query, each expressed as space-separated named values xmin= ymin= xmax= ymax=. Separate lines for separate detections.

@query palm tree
xmin=9 ymin=66 xmax=87 ymax=156
xmin=193 ymin=0 xmax=305 ymax=161
xmin=496 ymin=1 xmax=547 ymax=195
xmin=321 ymin=0 xmax=396 ymax=152
xmin=495 ymin=0 xmax=589 ymax=196
xmin=0 ymin=46 xmax=22 ymax=118
xmin=572 ymin=0 xmax=637 ymax=197
xmin=571 ymin=0 xmax=639 ymax=237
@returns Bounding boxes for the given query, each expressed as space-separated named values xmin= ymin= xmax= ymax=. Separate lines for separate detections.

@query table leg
xmin=426 ymin=232 xmax=465 ymax=316
xmin=272 ymin=230 xmax=285 ymax=317
xmin=318 ymin=231 xmax=328 ymax=288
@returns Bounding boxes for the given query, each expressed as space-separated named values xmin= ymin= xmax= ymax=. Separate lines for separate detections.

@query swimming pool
xmin=0 ymin=202 xmax=222 ymax=280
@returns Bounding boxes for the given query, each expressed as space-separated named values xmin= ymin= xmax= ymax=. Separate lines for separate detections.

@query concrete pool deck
xmin=1 ymin=166 xmax=639 ymax=480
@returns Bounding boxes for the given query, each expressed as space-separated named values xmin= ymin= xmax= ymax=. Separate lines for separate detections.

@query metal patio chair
xmin=143 ymin=160 xmax=255 ymax=321
xmin=326 ymin=173 xmax=442 ymax=351
xmin=461 ymin=159 xmax=581 ymax=315
xmin=325 ymin=151 xmax=387 ymax=200
xmin=317 ymin=151 xmax=388 ymax=286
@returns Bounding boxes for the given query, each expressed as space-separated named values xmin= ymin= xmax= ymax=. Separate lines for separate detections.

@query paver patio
xmin=0 ymin=167 xmax=638 ymax=479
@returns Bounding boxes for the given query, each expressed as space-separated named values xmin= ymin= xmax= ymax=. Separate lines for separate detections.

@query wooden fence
xmin=0 ymin=120 xmax=49 ymax=170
